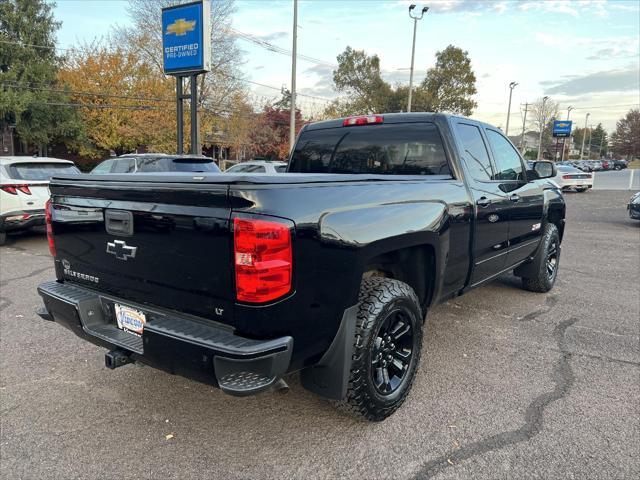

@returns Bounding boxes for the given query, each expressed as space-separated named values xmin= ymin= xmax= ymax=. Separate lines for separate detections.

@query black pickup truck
xmin=36 ymin=113 xmax=565 ymax=421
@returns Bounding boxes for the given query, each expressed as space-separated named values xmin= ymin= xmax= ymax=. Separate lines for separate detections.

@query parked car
xmin=600 ymin=159 xmax=613 ymax=170
xmin=589 ymin=160 xmax=603 ymax=171
xmin=0 ymin=156 xmax=80 ymax=245
xmin=91 ymin=153 xmax=221 ymax=174
xmin=610 ymin=159 xmax=628 ymax=171
xmin=551 ymin=165 xmax=593 ymax=192
xmin=36 ymin=113 xmax=565 ymax=421
xmin=628 ymin=192 xmax=640 ymax=220
xmin=224 ymin=160 xmax=288 ymax=174
xmin=574 ymin=160 xmax=593 ymax=172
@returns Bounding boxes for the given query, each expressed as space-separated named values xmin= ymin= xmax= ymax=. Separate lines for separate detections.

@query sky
xmin=53 ymin=0 xmax=640 ymax=132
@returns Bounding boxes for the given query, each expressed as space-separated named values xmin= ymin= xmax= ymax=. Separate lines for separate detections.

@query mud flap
xmin=300 ymin=305 xmax=358 ymax=400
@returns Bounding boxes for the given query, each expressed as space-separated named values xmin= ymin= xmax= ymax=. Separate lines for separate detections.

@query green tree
xmin=589 ymin=123 xmax=608 ymax=157
xmin=610 ymin=109 xmax=640 ymax=159
xmin=0 ymin=0 xmax=81 ymax=154
xmin=326 ymin=45 xmax=477 ymax=116
xmin=417 ymin=45 xmax=477 ymax=115
xmin=331 ymin=46 xmax=393 ymax=115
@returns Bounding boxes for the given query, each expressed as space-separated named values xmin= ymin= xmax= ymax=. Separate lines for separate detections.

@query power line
xmin=227 ymin=28 xmax=337 ymax=69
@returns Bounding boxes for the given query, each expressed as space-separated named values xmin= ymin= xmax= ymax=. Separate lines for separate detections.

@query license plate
xmin=114 ymin=304 xmax=146 ymax=335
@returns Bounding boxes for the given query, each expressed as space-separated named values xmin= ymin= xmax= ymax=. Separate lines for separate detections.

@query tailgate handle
xmin=105 ymin=210 xmax=133 ymax=236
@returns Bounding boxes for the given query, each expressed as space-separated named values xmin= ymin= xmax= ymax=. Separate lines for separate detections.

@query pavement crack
xmin=516 ymin=293 xmax=559 ymax=322
xmin=0 ymin=265 xmax=54 ymax=288
xmin=413 ymin=318 xmax=577 ymax=480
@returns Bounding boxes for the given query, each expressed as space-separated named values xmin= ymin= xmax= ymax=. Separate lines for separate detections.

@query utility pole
xmin=505 ymin=81 xmax=518 ymax=135
xmin=289 ymin=0 xmax=298 ymax=153
xmin=407 ymin=4 xmax=428 ymax=112
xmin=580 ymin=112 xmax=590 ymax=160
xmin=520 ymin=102 xmax=528 ymax=154
xmin=537 ymin=96 xmax=549 ymax=161
xmin=560 ymin=106 xmax=573 ymax=162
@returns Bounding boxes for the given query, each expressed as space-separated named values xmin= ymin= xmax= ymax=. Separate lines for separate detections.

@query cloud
xmin=542 ymin=67 xmax=640 ymax=95
xmin=586 ymin=46 xmax=639 ymax=60
xmin=255 ymin=31 xmax=288 ymax=42
xmin=394 ymin=0 xmax=608 ymax=16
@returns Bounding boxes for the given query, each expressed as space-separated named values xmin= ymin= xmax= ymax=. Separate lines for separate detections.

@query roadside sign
xmin=162 ymin=1 xmax=211 ymax=75
xmin=552 ymin=120 xmax=572 ymax=138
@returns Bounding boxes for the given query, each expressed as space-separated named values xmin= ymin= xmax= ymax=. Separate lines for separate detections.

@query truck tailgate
xmin=49 ymin=177 xmax=234 ymax=325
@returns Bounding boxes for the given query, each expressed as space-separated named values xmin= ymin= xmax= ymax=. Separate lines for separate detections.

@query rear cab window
xmin=7 ymin=162 xmax=80 ymax=180
xmin=289 ymin=122 xmax=451 ymax=176
xmin=136 ymin=157 xmax=220 ymax=173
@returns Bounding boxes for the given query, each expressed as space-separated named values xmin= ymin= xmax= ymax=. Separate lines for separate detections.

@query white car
xmin=0 ymin=156 xmax=79 ymax=245
xmin=224 ymin=160 xmax=287 ymax=174
xmin=551 ymin=165 xmax=593 ymax=192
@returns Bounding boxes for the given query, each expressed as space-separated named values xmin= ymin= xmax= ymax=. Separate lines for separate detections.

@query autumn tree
xmin=0 ymin=0 xmax=82 ymax=154
xmin=58 ymin=43 xmax=176 ymax=157
xmin=248 ymin=89 xmax=302 ymax=160
xmin=610 ymin=109 xmax=640 ymax=159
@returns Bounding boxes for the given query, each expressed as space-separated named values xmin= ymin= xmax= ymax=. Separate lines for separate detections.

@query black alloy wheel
xmin=370 ymin=310 xmax=414 ymax=395
xmin=546 ymin=240 xmax=558 ymax=282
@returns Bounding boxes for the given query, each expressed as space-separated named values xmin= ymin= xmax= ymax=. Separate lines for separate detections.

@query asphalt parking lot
xmin=1 ymin=190 xmax=638 ymax=480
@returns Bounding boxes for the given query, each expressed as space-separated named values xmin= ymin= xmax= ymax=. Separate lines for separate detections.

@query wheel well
xmin=547 ymin=207 xmax=565 ymax=241
xmin=362 ymin=245 xmax=435 ymax=312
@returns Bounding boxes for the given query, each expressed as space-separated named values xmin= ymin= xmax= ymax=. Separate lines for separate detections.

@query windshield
xmin=289 ymin=123 xmax=451 ymax=176
xmin=7 ymin=162 xmax=80 ymax=180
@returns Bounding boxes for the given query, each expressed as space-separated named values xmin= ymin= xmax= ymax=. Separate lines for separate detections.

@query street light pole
xmin=505 ymin=81 xmax=518 ymax=135
xmin=537 ymin=96 xmax=549 ymax=161
xmin=586 ymin=124 xmax=594 ymax=160
xmin=407 ymin=5 xmax=428 ymax=113
xmin=520 ymin=102 xmax=528 ymax=153
xmin=560 ymin=105 xmax=573 ymax=162
xmin=580 ymin=112 xmax=590 ymax=160
xmin=289 ymin=0 xmax=298 ymax=153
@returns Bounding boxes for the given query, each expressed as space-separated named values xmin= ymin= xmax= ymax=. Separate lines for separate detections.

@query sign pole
xmin=162 ymin=1 xmax=211 ymax=156
xmin=176 ymin=76 xmax=184 ymax=155
xmin=190 ymin=74 xmax=198 ymax=154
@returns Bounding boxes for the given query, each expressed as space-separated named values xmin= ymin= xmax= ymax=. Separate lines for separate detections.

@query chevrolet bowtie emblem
xmin=166 ymin=18 xmax=196 ymax=36
xmin=106 ymin=240 xmax=137 ymax=261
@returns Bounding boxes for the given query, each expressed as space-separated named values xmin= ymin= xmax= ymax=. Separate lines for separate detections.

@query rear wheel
xmin=615 ymin=165 xmax=622 ymax=170
xmin=520 ymin=223 xmax=560 ymax=293
xmin=337 ymin=277 xmax=423 ymax=421
xmin=576 ymin=187 xmax=588 ymax=192
xmin=0 ymin=232 xmax=6 ymax=246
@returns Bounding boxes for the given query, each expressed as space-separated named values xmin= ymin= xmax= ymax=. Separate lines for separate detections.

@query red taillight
xmin=45 ymin=200 xmax=56 ymax=257
xmin=342 ymin=115 xmax=384 ymax=126
xmin=562 ymin=175 xmax=571 ymax=179
xmin=1 ymin=184 xmax=31 ymax=195
xmin=234 ymin=217 xmax=293 ymax=303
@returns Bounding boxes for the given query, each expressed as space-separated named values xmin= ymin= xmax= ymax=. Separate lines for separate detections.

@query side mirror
xmin=532 ymin=161 xmax=556 ymax=179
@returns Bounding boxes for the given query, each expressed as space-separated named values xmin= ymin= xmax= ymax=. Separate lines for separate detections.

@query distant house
xmin=508 ymin=131 xmax=539 ymax=151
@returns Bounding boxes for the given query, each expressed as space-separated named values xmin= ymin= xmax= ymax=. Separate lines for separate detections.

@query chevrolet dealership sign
xmin=162 ymin=1 xmax=211 ymax=75
xmin=552 ymin=120 xmax=573 ymax=138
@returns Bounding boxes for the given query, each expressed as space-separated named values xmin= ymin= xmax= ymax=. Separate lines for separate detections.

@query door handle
xmin=509 ymin=194 xmax=521 ymax=203
xmin=477 ymin=197 xmax=491 ymax=208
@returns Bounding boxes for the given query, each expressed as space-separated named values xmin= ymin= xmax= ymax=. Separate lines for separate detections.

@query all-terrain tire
xmin=336 ymin=277 xmax=423 ymax=421
xmin=520 ymin=223 xmax=560 ymax=293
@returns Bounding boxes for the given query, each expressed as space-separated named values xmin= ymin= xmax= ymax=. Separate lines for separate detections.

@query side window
xmin=275 ymin=165 xmax=287 ymax=173
xmin=137 ymin=157 xmax=163 ymax=172
xmin=251 ymin=166 xmax=266 ymax=173
xmin=485 ymin=130 xmax=524 ymax=181
xmin=455 ymin=123 xmax=493 ymax=181
xmin=112 ymin=158 xmax=136 ymax=173
xmin=92 ymin=159 xmax=115 ymax=174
